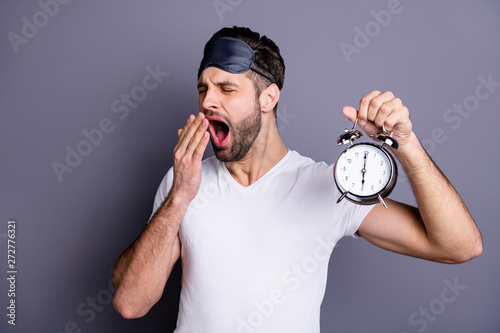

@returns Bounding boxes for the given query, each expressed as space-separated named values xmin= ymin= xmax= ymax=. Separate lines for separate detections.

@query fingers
xmin=357 ymin=91 xmax=404 ymax=132
xmin=187 ymin=119 xmax=209 ymax=158
xmin=366 ymin=91 xmax=395 ymax=125
xmin=358 ymin=90 xmax=382 ymax=127
xmin=193 ymin=130 xmax=210 ymax=161
xmin=171 ymin=113 xmax=209 ymax=204
xmin=341 ymin=106 xmax=358 ymax=123
xmin=175 ymin=114 xmax=196 ymax=149
xmin=384 ymin=105 xmax=409 ymax=133
xmin=174 ymin=112 xmax=209 ymax=159
xmin=371 ymin=96 xmax=401 ymax=131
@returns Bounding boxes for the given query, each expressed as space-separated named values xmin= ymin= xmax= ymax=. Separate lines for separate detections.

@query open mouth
xmin=206 ymin=117 xmax=230 ymax=147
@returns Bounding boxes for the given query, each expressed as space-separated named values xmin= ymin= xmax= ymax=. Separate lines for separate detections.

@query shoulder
xmin=287 ymin=150 xmax=332 ymax=175
xmin=273 ymin=150 xmax=334 ymax=192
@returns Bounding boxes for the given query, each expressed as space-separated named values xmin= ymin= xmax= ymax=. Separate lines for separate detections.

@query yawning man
xmin=112 ymin=26 xmax=482 ymax=332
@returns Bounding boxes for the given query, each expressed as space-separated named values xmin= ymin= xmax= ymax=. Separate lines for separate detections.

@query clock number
xmin=355 ymin=152 xmax=359 ymax=157
xmin=345 ymin=176 xmax=348 ymax=181
xmin=347 ymin=158 xmax=352 ymax=164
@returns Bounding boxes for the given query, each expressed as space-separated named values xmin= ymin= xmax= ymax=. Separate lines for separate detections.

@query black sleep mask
xmin=197 ymin=37 xmax=277 ymax=85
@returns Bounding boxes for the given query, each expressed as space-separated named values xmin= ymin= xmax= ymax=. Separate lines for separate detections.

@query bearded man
xmin=111 ymin=26 xmax=482 ymax=332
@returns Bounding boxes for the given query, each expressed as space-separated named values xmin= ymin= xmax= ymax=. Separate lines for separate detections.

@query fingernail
xmin=359 ymin=120 xmax=366 ymax=127
xmin=188 ymin=115 xmax=195 ymax=122
xmin=196 ymin=113 xmax=203 ymax=120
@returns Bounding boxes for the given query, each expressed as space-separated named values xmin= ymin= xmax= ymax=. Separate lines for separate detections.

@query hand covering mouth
xmin=206 ymin=117 xmax=230 ymax=147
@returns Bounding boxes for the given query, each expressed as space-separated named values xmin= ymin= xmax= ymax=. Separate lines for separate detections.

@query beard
xmin=210 ymin=104 xmax=262 ymax=162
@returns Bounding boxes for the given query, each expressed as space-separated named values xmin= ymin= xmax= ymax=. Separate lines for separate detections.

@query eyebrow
xmin=197 ymin=80 xmax=240 ymax=90
xmin=215 ymin=80 xmax=240 ymax=88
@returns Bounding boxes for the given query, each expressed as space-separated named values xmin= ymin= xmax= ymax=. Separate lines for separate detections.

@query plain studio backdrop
xmin=1 ymin=1 xmax=499 ymax=332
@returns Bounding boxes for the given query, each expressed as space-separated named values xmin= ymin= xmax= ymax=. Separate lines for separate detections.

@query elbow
xmin=471 ymin=236 xmax=484 ymax=259
xmin=112 ymin=291 xmax=150 ymax=319
xmin=463 ymin=233 xmax=483 ymax=262
xmin=111 ymin=272 xmax=163 ymax=319
xmin=464 ymin=237 xmax=483 ymax=262
xmin=448 ymin=237 xmax=483 ymax=264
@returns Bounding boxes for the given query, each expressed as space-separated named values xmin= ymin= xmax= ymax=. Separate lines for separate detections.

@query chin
xmin=212 ymin=143 xmax=249 ymax=162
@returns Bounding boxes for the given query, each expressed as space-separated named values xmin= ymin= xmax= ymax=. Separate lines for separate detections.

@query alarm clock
xmin=334 ymin=119 xmax=399 ymax=208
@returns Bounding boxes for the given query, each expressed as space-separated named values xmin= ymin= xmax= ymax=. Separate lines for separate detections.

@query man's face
xmin=197 ymin=67 xmax=262 ymax=162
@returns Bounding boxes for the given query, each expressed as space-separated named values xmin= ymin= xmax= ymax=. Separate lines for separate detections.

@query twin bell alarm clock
xmin=334 ymin=118 xmax=399 ymax=209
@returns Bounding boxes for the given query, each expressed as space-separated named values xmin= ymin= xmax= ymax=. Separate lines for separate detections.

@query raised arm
xmin=112 ymin=113 xmax=209 ymax=318
xmin=342 ymin=91 xmax=482 ymax=264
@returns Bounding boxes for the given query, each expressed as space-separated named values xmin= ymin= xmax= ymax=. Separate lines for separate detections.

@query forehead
xmin=198 ymin=67 xmax=253 ymax=87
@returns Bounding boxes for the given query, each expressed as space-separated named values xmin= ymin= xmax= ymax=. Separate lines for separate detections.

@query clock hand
xmin=361 ymin=151 xmax=367 ymax=191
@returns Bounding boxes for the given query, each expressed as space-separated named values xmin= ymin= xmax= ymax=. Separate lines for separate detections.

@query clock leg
xmin=337 ymin=191 xmax=348 ymax=204
xmin=378 ymin=194 xmax=388 ymax=209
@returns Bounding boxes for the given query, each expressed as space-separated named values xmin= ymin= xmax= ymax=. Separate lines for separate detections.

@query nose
xmin=201 ymin=87 xmax=219 ymax=112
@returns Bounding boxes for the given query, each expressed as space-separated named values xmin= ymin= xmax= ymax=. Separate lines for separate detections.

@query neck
xmin=225 ymin=116 xmax=288 ymax=187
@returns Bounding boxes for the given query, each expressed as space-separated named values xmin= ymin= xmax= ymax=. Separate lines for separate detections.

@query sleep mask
xmin=197 ymin=37 xmax=277 ymax=85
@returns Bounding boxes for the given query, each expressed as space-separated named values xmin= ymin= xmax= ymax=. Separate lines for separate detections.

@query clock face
xmin=335 ymin=143 xmax=394 ymax=198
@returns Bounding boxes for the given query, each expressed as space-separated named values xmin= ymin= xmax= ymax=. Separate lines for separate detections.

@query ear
xmin=259 ymin=84 xmax=280 ymax=113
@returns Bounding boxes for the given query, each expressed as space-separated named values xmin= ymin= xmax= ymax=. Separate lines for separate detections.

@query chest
xmin=179 ymin=176 xmax=342 ymax=270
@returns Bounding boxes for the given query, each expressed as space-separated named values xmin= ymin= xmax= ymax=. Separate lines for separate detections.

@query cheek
xmin=224 ymin=97 xmax=256 ymax=120
xmin=241 ymin=94 xmax=260 ymax=113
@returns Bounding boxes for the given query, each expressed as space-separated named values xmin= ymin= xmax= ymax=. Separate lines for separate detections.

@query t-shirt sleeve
xmin=342 ymin=203 xmax=375 ymax=238
xmin=148 ymin=167 xmax=174 ymax=223
xmin=329 ymin=163 xmax=376 ymax=238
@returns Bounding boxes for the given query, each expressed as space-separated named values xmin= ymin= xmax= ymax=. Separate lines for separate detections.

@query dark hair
xmin=211 ymin=26 xmax=285 ymax=113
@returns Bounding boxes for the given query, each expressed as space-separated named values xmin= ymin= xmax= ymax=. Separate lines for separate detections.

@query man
xmin=112 ymin=26 xmax=482 ymax=332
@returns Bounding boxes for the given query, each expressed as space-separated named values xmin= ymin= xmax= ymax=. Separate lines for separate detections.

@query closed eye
xmin=197 ymin=82 xmax=208 ymax=94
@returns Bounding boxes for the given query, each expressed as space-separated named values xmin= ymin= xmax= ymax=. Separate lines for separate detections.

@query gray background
xmin=1 ymin=0 xmax=499 ymax=332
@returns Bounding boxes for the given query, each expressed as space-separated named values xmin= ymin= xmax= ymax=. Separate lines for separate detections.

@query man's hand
xmin=342 ymin=90 xmax=413 ymax=147
xmin=171 ymin=112 xmax=210 ymax=206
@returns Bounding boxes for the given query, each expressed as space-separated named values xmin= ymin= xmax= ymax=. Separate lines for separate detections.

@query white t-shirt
xmin=151 ymin=150 xmax=374 ymax=333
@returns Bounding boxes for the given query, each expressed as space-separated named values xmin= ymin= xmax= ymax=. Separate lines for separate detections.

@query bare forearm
xmin=112 ymin=194 xmax=186 ymax=318
xmin=395 ymin=132 xmax=482 ymax=262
